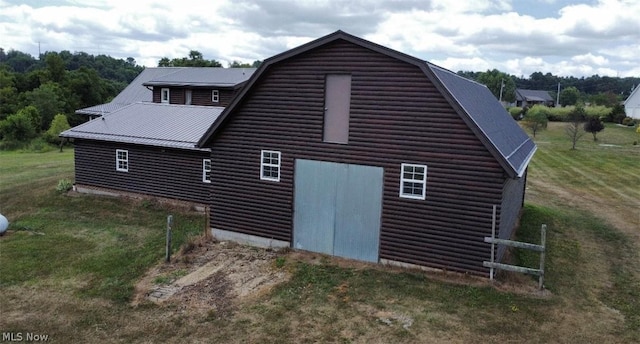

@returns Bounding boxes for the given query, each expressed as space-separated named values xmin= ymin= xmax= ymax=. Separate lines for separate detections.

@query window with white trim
xmin=260 ymin=150 xmax=281 ymax=182
xmin=212 ymin=90 xmax=219 ymax=103
xmin=399 ymin=163 xmax=427 ymax=200
xmin=202 ymin=159 xmax=211 ymax=183
xmin=161 ymin=88 xmax=170 ymax=103
xmin=116 ymin=149 xmax=129 ymax=172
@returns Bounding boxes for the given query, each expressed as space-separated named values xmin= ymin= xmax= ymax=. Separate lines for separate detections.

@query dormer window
xmin=212 ymin=90 xmax=219 ymax=103
xmin=161 ymin=88 xmax=170 ymax=103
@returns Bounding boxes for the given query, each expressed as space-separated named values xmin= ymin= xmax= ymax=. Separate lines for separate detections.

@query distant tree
xmin=565 ymin=104 xmax=586 ymax=150
xmin=251 ymin=60 xmax=262 ymax=68
xmin=16 ymin=106 xmax=41 ymax=134
xmin=583 ymin=116 xmax=605 ymax=141
xmin=559 ymin=86 xmax=580 ymax=106
xmin=228 ymin=60 xmax=253 ymax=68
xmin=589 ymin=91 xmax=619 ymax=108
xmin=522 ymin=105 xmax=548 ymax=138
xmin=44 ymin=52 xmax=66 ymax=82
xmin=157 ymin=51 xmax=222 ymax=67
xmin=476 ymin=69 xmax=516 ymax=103
xmin=44 ymin=113 xmax=71 ymax=150
xmin=0 ymin=109 xmax=38 ymax=142
xmin=608 ymin=103 xmax=626 ymax=123
xmin=24 ymin=82 xmax=66 ymax=130
xmin=0 ymin=67 xmax=19 ymax=119
xmin=126 ymin=57 xmax=136 ymax=66
xmin=158 ymin=57 xmax=171 ymax=67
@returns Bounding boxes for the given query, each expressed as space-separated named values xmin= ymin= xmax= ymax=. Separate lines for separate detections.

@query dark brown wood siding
xmin=152 ymin=88 xmax=236 ymax=107
xmin=497 ymin=169 xmax=527 ymax=260
xmin=73 ymin=140 xmax=211 ymax=204
xmin=208 ymin=40 xmax=510 ymax=275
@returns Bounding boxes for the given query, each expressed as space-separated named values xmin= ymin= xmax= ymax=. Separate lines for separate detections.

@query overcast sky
xmin=1 ymin=0 xmax=639 ymax=78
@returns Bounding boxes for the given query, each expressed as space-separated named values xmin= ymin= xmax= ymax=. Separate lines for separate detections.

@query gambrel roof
xmin=515 ymin=89 xmax=554 ymax=102
xmin=63 ymin=103 xmax=223 ymax=151
xmin=142 ymin=67 xmax=256 ymax=88
xmin=75 ymin=67 xmax=182 ymax=116
xmin=199 ymin=30 xmax=536 ymax=178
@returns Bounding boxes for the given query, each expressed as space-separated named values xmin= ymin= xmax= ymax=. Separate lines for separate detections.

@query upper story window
xmin=260 ymin=150 xmax=281 ymax=182
xmin=116 ymin=149 xmax=129 ymax=172
xmin=399 ymin=163 xmax=427 ymax=200
xmin=323 ymin=74 xmax=351 ymax=144
xmin=212 ymin=90 xmax=219 ymax=103
xmin=202 ymin=159 xmax=211 ymax=183
xmin=161 ymin=88 xmax=170 ymax=103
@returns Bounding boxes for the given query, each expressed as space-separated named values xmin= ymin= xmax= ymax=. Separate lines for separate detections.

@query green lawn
xmin=0 ymin=123 xmax=639 ymax=343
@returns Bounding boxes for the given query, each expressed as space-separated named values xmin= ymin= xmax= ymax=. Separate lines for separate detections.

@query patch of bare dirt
xmin=132 ymin=235 xmax=289 ymax=316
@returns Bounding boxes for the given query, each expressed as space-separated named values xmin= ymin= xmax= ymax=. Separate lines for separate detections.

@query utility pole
xmin=556 ymin=82 xmax=561 ymax=107
xmin=499 ymin=79 xmax=505 ymax=103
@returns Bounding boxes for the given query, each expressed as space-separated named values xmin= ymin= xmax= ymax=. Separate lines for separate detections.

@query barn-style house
xmin=197 ymin=31 xmax=536 ymax=275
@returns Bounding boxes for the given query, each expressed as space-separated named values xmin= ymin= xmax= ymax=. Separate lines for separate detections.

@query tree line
xmin=458 ymin=69 xmax=639 ymax=107
xmin=0 ymin=49 xmax=260 ymax=150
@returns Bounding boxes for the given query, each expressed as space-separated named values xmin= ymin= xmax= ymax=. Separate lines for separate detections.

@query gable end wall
xmin=209 ymin=40 xmax=513 ymax=275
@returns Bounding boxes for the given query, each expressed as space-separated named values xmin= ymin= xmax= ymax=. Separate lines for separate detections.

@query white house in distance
xmin=624 ymin=86 xmax=640 ymax=119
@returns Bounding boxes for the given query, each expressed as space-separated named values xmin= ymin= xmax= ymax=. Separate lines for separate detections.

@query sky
xmin=1 ymin=0 xmax=639 ymax=78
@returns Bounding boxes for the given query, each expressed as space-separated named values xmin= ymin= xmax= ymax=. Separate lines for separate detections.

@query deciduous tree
xmin=583 ymin=117 xmax=605 ymax=141
xmin=565 ymin=104 xmax=586 ymax=149
xmin=523 ymin=105 xmax=549 ymax=138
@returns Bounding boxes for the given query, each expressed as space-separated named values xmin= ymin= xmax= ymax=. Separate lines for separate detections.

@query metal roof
xmin=515 ymin=89 xmax=554 ymax=102
xmin=62 ymin=103 xmax=223 ymax=151
xmin=142 ymin=67 xmax=256 ymax=88
xmin=430 ymin=65 xmax=536 ymax=177
xmin=75 ymin=67 xmax=182 ymax=115
xmin=198 ymin=30 xmax=536 ymax=178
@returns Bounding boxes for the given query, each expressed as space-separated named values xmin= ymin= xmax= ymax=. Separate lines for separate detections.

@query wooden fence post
xmin=166 ymin=215 xmax=173 ymax=263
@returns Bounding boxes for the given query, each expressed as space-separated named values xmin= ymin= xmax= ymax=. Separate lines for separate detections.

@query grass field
xmin=0 ymin=123 xmax=638 ymax=343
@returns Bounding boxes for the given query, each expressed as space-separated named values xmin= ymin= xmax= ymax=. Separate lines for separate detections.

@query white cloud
xmin=0 ymin=0 xmax=638 ymax=77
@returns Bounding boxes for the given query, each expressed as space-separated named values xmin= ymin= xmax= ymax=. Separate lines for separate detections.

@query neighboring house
xmin=62 ymin=67 xmax=255 ymax=205
xmin=197 ymin=31 xmax=537 ymax=276
xmin=515 ymin=89 xmax=555 ymax=107
xmin=624 ymin=86 xmax=640 ymax=119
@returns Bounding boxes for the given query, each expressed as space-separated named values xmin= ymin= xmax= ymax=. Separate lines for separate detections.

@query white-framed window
xmin=161 ymin=88 xmax=170 ymax=103
xmin=116 ymin=149 xmax=129 ymax=172
xmin=399 ymin=163 xmax=427 ymax=200
xmin=260 ymin=150 xmax=281 ymax=182
xmin=202 ymin=159 xmax=211 ymax=183
xmin=212 ymin=90 xmax=219 ymax=103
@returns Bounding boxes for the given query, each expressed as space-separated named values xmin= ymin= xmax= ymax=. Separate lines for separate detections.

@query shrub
xmin=0 ymin=111 xmax=38 ymax=142
xmin=547 ymin=106 xmax=571 ymax=121
xmin=585 ymin=105 xmax=610 ymax=119
xmin=25 ymin=137 xmax=54 ymax=153
xmin=56 ymin=179 xmax=73 ymax=193
xmin=622 ymin=117 xmax=636 ymax=126
xmin=508 ymin=107 xmax=523 ymax=120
